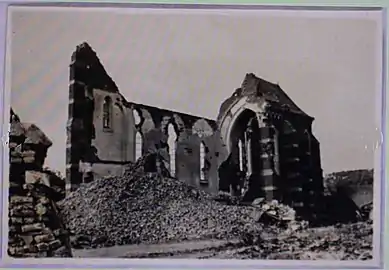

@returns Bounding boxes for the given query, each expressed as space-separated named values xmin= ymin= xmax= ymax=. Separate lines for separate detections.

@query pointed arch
xmin=103 ymin=96 xmax=112 ymax=129
xmin=238 ymin=139 xmax=244 ymax=171
xmin=200 ymin=141 xmax=206 ymax=182
xmin=135 ymin=131 xmax=143 ymax=161
xmin=133 ymin=108 xmax=141 ymax=126
xmin=168 ymin=123 xmax=177 ymax=177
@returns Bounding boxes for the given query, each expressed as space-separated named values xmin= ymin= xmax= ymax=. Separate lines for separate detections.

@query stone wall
xmin=8 ymin=109 xmax=72 ymax=258
xmin=65 ymin=42 xmax=324 ymax=216
xmin=66 ymin=42 xmax=222 ymax=195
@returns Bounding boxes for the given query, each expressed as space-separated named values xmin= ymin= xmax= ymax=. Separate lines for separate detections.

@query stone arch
xmin=102 ymin=96 xmax=113 ymax=129
xmin=135 ymin=131 xmax=143 ymax=160
xmin=238 ymin=138 xmax=244 ymax=171
xmin=167 ymin=123 xmax=178 ymax=177
xmin=132 ymin=108 xmax=142 ymax=126
xmin=200 ymin=141 xmax=206 ymax=181
xmin=218 ymin=97 xmax=267 ymax=154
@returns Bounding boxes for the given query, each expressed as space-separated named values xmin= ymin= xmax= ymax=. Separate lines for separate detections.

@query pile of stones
xmin=60 ymin=154 xmax=266 ymax=249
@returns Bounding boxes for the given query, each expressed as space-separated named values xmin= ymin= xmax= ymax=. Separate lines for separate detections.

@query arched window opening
xmin=200 ymin=142 xmax=207 ymax=182
xmin=135 ymin=131 xmax=143 ymax=161
xmin=133 ymin=109 xmax=141 ymax=126
xmin=238 ymin=139 xmax=244 ymax=171
xmin=168 ymin=124 xmax=177 ymax=177
xmin=103 ymin=96 xmax=112 ymax=129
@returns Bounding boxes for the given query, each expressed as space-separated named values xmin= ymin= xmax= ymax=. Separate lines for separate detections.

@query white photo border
xmin=0 ymin=2 xmax=386 ymax=269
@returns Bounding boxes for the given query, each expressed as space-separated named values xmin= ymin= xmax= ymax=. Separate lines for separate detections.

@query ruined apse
xmin=66 ymin=42 xmax=324 ymax=213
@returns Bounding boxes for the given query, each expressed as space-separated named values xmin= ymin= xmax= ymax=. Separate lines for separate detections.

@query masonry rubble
xmin=8 ymin=109 xmax=72 ymax=258
xmin=60 ymin=153 xmax=270 ymax=248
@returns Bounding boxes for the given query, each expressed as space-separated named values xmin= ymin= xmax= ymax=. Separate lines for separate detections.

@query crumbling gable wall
xmin=8 ymin=109 xmax=72 ymax=258
xmin=67 ymin=42 xmax=221 ymax=194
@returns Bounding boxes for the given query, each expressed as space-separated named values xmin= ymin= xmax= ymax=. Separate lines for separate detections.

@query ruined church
xmin=66 ymin=42 xmax=324 ymax=214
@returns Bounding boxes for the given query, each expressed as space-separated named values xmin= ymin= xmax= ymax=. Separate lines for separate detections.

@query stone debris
xmin=60 ymin=153 xmax=373 ymax=261
xmin=238 ymin=221 xmax=373 ymax=260
xmin=60 ymin=153 xmax=266 ymax=249
xmin=251 ymin=198 xmax=297 ymax=223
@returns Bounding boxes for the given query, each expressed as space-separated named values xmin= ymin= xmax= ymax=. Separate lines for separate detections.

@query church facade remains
xmin=66 ymin=42 xmax=324 ymax=214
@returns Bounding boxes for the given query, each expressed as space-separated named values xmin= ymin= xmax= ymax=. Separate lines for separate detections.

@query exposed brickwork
xmin=8 ymin=109 xmax=72 ymax=258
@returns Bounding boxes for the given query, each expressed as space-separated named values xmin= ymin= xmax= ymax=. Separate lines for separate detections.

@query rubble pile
xmin=226 ymin=221 xmax=373 ymax=260
xmin=59 ymin=154 xmax=264 ymax=249
xmin=60 ymin=153 xmax=373 ymax=260
xmin=251 ymin=198 xmax=297 ymax=224
xmin=8 ymin=109 xmax=72 ymax=258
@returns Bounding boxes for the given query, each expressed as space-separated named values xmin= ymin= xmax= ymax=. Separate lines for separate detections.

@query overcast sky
xmin=7 ymin=6 xmax=383 ymax=175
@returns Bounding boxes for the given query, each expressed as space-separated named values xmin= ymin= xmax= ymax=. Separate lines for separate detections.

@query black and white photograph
xmin=3 ymin=4 xmax=385 ymax=264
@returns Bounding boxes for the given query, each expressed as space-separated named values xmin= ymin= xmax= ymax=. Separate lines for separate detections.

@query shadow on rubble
xmin=309 ymin=186 xmax=371 ymax=227
xmin=214 ymin=186 xmax=370 ymax=229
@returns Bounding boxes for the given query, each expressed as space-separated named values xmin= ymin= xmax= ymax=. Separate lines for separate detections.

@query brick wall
xmin=8 ymin=109 xmax=72 ymax=258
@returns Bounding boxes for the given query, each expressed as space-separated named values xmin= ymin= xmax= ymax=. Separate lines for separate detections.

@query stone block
xmin=10 ymin=217 xmax=24 ymax=224
xmin=22 ymin=183 xmax=35 ymax=191
xmin=22 ymin=150 xmax=35 ymax=158
xmin=8 ymin=245 xmax=29 ymax=256
xmin=23 ymin=217 xmax=36 ymax=224
xmin=13 ymin=204 xmax=34 ymax=212
xmin=21 ymin=223 xmax=44 ymax=233
xmin=9 ymin=142 xmax=18 ymax=148
xmin=10 ymin=209 xmax=35 ymax=217
xmin=10 ymin=157 xmax=23 ymax=163
xmin=36 ymin=242 xmax=49 ymax=251
xmin=34 ymin=233 xmax=55 ymax=243
xmin=48 ymin=239 xmax=62 ymax=250
xmin=23 ymin=157 xmax=35 ymax=163
xmin=22 ymin=252 xmax=45 ymax=257
xmin=25 ymin=171 xmax=51 ymax=187
xmin=10 ymin=150 xmax=22 ymax=157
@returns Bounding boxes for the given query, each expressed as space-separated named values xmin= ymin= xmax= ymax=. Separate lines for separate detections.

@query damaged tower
xmin=66 ymin=42 xmax=324 ymax=215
